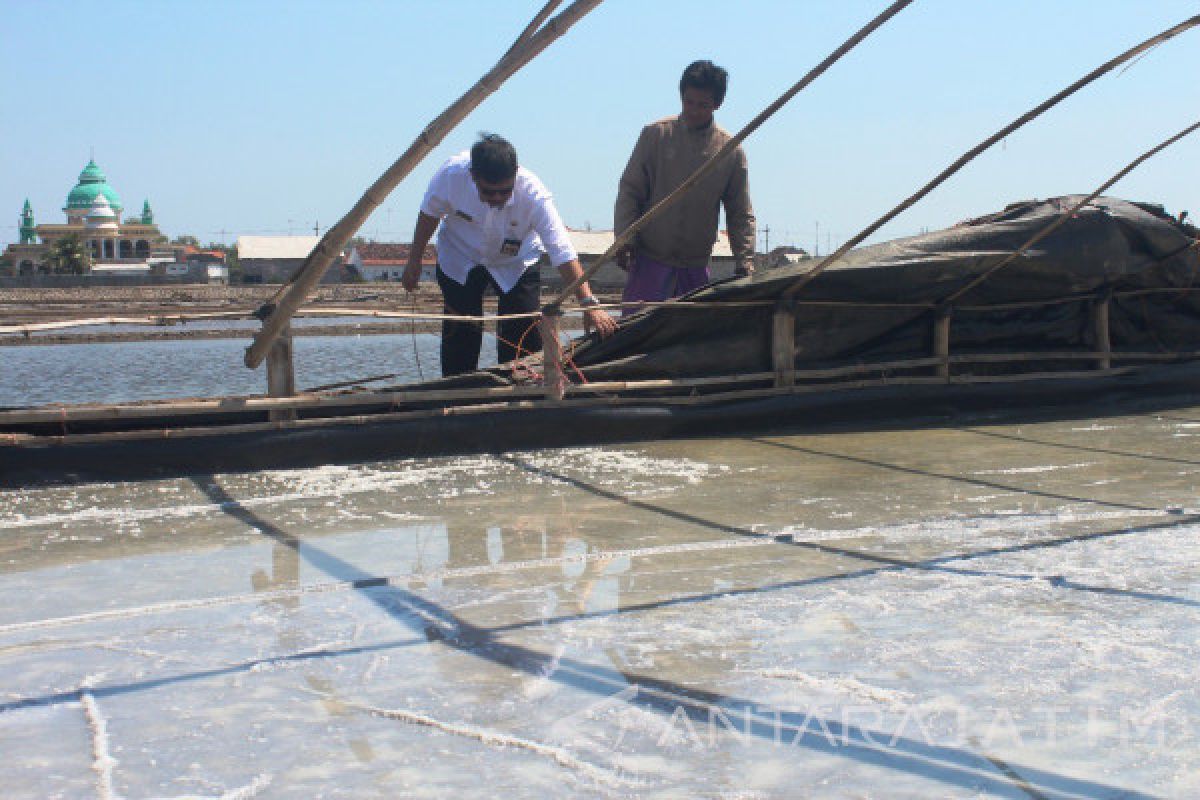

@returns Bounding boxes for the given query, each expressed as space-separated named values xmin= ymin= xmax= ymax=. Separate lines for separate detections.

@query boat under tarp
xmin=3 ymin=196 xmax=1198 ymax=486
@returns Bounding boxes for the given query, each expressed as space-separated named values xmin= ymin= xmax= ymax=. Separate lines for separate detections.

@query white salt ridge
xmin=81 ymin=685 xmax=272 ymax=800
xmin=303 ymin=689 xmax=639 ymax=789
xmin=775 ymin=506 xmax=1170 ymax=545
xmin=756 ymin=669 xmax=915 ymax=709
xmin=971 ymin=462 xmax=1094 ymax=475
xmin=81 ymin=691 xmax=119 ymax=800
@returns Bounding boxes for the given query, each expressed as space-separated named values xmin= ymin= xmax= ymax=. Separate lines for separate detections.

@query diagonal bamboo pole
xmin=502 ymin=0 xmax=563 ymax=61
xmin=939 ymin=119 xmax=1200 ymax=306
xmin=245 ymin=0 xmax=603 ymax=369
xmin=546 ymin=0 xmax=914 ymax=313
xmin=778 ymin=15 xmax=1200 ymax=305
xmin=255 ymin=0 xmax=566 ymax=312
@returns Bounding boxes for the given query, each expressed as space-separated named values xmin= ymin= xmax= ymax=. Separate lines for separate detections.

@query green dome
xmin=64 ymin=160 xmax=123 ymax=212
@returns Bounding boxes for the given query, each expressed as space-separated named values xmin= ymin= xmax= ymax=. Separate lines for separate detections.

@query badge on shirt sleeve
xmin=455 ymin=209 xmax=474 ymax=222
xmin=500 ymin=238 xmax=521 ymax=257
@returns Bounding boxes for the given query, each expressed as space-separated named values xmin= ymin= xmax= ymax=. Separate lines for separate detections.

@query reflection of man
xmin=615 ymin=60 xmax=756 ymax=312
xmin=403 ymin=134 xmax=616 ymax=376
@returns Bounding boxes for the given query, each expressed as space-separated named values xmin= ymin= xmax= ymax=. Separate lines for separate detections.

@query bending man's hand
xmin=400 ymin=262 xmax=421 ymax=292
xmin=583 ymin=308 xmax=618 ymax=338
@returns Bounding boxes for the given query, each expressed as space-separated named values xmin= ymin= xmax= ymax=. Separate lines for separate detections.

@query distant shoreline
xmin=0 ymin=283 xmax=604 ymax=346
xmin=0 ymin=320 xmax=587 ymax=346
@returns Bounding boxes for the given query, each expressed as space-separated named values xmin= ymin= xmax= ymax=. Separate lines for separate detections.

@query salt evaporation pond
xmin=0 ymin=333 xmax=497 ymax=407
xmin=2 ymin=406 xmax=1199 ymax=797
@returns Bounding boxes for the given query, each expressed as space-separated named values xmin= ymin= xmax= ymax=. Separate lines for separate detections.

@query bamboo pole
xmin=21 ymin=279 xmax=1200 ymax=339
xmin=1092 ymin=294 xmax=1112 ymax=370
xmin=8 ymin=368 xmax=1156 ymax=450
xmin=501 ymin=0 xmax=563 ymax=61
xmin=934 ymin=309 xmax=952 ymax=380
xmin=540 ymin=312 xmax=566 ymax=400
xmin=19 ymin=345 xmax=1200 ymax=429
xmin=778 ymin=16 xmax=1200 ymax=305
xmin=546 ymin=0 xmax=914 ymax=312
xmin=940 ymin=119 xmax=1200 ymax=306
xmin=772 ymin=308 xmax=796 ymax=387
xmin=266 ymin=326 xmax=297 ymax=422
xmin=243 ymin=0 xmax=604 ymax=369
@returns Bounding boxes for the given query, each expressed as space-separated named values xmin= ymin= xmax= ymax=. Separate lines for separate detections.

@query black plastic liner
xmin=416 ymin=195 xmax=1199 ymax=387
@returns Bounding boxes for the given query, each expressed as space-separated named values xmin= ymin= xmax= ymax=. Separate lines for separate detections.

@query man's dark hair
xmin=470 ymin=133 xmax=518 ymax=184
xmin=679 ymin=60 xmax=728 ymax=107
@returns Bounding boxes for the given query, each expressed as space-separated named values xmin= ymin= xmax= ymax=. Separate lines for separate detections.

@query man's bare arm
xmin=401 ymin=212 xmax=440 ymax=291
xmin=555 ymin=258 xmax=617 ymax=338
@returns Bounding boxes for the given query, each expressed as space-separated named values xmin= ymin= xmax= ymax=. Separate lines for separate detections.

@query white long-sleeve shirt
xmin=420 ymin=152 xmax=577 ymax=292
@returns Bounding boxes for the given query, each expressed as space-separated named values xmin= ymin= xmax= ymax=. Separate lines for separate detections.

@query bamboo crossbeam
xmin=546 ymin=0 xmax=914 ymax=312
xmin=0 ymin=316 xmax=253 ymax=335
xmin=1 ymin=301 xmax=788 ymax=336
xmin=12 ymin=344 xmax=1200 ymax=429
xmin=7 ymin=367 xmax=1157 ymax=450
xmin=244 ymin=0 xmax=604 ymax=370
xmin=0 ymin=372 xmax=776 ymax=426
xmin=940 ymin=119 xmax=1200 ymax=306
xmin=778 ymin=15 xmax=1200 ymax=305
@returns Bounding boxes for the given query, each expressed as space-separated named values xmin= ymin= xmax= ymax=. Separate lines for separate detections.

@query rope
xmin=0 ymin=299 xmax=778 ymax=336
xmin=408 ymin=292 xmax=426 ymax=382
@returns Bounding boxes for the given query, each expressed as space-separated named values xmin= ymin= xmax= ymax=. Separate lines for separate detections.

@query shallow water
xmin=0 ymin=315 xmax=415 ymax=338
xmin=2 ymin=406 xmax=1198 ymax=797
xmin=0 ymin=334 xmax=499 ymax=407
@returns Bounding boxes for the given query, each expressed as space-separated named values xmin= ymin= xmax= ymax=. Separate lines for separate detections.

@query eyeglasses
xmin=476 ymin=181 xmax=515 ymax=199
xmin=472 ymin=177 xmax=516 ymax=199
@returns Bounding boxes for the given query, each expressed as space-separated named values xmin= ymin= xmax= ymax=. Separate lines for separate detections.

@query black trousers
xmin=437 ymin=265 xmax=543 ymax=376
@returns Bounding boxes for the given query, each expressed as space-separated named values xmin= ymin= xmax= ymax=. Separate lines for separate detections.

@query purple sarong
xmin=620 ymin=252 xmax=710 ymax=316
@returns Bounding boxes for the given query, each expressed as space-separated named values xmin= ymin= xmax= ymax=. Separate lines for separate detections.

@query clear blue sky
xmin=3 ymin=1 xmax=1197 ymax=254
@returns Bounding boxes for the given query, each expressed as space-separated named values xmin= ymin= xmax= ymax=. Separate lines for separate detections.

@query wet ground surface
xmin=2 ymin=406 xmax=1199 ymax=798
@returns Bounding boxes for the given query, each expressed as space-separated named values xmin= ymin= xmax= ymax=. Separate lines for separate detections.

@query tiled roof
xmin=352 ymin=242 xmax=437 ymax=266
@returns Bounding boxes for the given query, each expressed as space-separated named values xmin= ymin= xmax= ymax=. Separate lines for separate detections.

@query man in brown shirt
xmin=614 ymin=60 xmax=756 ymax=311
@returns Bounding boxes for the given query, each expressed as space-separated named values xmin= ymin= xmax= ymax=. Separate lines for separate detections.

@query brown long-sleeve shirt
xmin=614 ymin=115 xmax=755 ymax=270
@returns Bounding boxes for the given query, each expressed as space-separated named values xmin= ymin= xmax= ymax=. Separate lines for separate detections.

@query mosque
xmin=5 ymin=159 xmax=164 ymax=274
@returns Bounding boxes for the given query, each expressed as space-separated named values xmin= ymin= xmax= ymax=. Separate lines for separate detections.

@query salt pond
xmin=2 ymin=407 xmax=1199 ymax=797
xmin=0 ymin=334 xmax=496 ymax=407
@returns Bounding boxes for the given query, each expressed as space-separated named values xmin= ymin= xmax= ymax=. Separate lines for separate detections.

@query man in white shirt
xmin=403 ymin=134 xmax=616 ymax=376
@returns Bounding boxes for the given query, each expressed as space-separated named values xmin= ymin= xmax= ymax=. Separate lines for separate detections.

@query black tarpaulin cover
xmin=537 ymin=195 xmax=1199 ymax=383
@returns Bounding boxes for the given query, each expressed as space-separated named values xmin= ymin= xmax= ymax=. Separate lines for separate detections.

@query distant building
xmin=236 ymin=235 xmax=347 ymax=284
xmin=151 ymin=248 xmax=229 ymax=284
xmin=764 ymin=245 xmax=810 ymax=269
xmin=345 ymin=242 xmax=437 ymax=282
xmin=542 ymin=228 xmax=740 ymax=289
xmin=4 ymin=160 xmax=164 ymax=275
